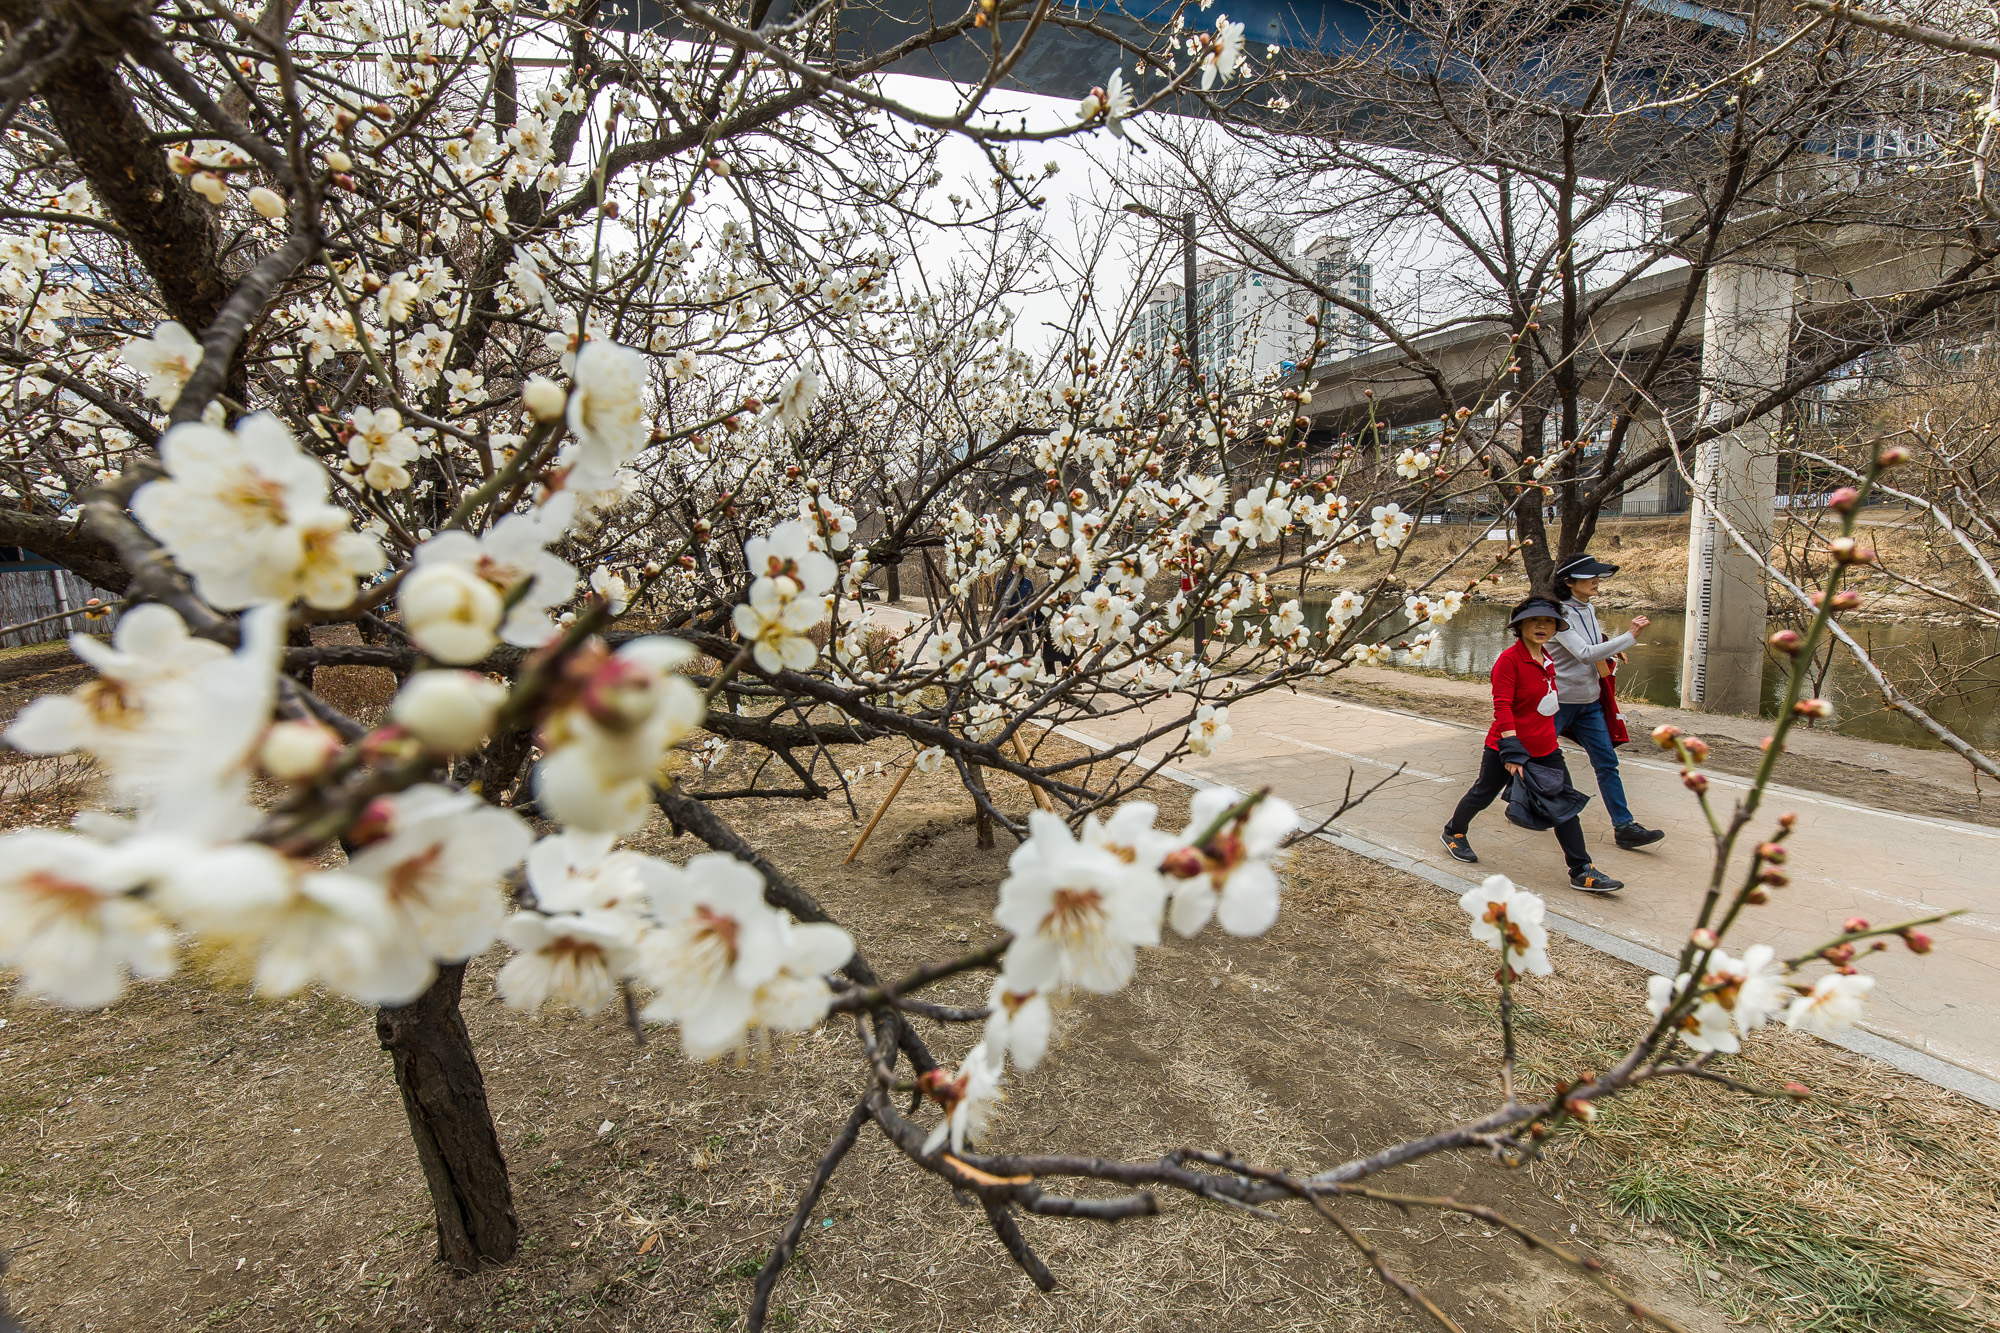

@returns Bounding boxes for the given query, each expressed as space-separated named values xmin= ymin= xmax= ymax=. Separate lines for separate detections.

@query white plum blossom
xmin=1786 ymin=972 xmax=1874 ymax=1035
xmin=1458 ymin=874 xmax=1553 ymax=977
xmin=390 ymin=670 xmax=505 ymax=753
xmin=636 ymin=853 xmax=789 ymax=1059
xmin=1326 ymin=588 xmax=1366 ymax=627
xmin=770 ymin=368 xmax=819 ymax=428
xmin=0 ymin=829 xmax=175 ymax=1007
xmin=1186 ymin=703 xmax=1231 ymax=756
xmin=983 ymin=980 xmax=1053 ymax=1071
xmin=1167 ymin=788 xmax=1298 ymax=937
xmin=993 ymin=810 xmax=1165 ymax=995
xmin=345 ymin=785 xmax=533 ymax=962
xmin=1395 ymin=448 xmax=1435 ymax=479
xmin=533 ymin=636 xmax=704 ymax=833
xmin=496 ymin=909 xmax=640 ymax=1015
xmin=751 ymin=922 xmax=856 ymax=1036
xmin=132 ymin=414 xmax=385 ymax=609
xmin=567 ymin=339 xmax=649 ymax=483
xmin=1200 ymin=14 xmax=1247 ymax=88
xmin=1369 ymin=502 xmax=1414 ymax=550
xmin=745 ymin=519 xmax=837 ymax=596
xmin=922 ymin=1041 xmax=1005 ymax=1156
xmin=590 ymin=565 xmax=632 ymax=614
xmin=1647 ymin=972 xmax=1738 ymax=1053
xmin=346 ymin=406 xmax=420 ymax=491
xmin=525 ymin=831 xmax=661 ymax=913
xmin=734 ymin=576 xmax=824 ymax=673
xmin=121 ymin=320 xmax=203 ymax=408
xmin=399 ymin=499 xmax=578 ymax=662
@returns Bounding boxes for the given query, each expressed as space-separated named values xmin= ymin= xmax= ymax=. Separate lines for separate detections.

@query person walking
xmin=1549 ymin=551 xmax=1665 ymax=851
xmin=1440 ymin=596 xmax=1625 ymax=893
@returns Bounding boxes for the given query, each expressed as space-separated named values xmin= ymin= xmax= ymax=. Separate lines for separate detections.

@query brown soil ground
xmin=1 ymin=655 xmax=1996 ymax=1333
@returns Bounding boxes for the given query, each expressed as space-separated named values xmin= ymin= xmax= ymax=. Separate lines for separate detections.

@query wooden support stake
xmin=1011 ymin=732 xmax=1054 ymax=812
xmin=845 ymin=756 xmax=916 ymax=864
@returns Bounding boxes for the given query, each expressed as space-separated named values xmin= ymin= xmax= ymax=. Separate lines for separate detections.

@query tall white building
xmin=1130 ymin=234 xmax=1376 ymax=393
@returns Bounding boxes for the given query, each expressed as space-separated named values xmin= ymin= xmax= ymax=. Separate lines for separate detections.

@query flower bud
xmin=259 ymin=719 xmax=342 ymax=782
xmin=1691 ymin=928 xmax=1718 ymax=949
xmin=1159 ymin=847 xmax=1206 ymax=880
xmin=1744 ymin=888 xmax=1769 ymax=905
xmin=1758 ymin=735 xmax=1784 ymax=754
xmin=1768 ymin=628 xmax=1802 ymax=654
xmin=522 ymin=375 xmax=567 ymax=422
xmin=391 ymin=670 xmax=505 ymax=754
xmin=1875 ymin=444 xmax=1911 ymax=468
xmin=1823 ymin=942 xmax=1855 ymax=966
xmin=1683 ymin=736 xmax=1710 ymax=764
xmin=1842 ymin=916 xmax=1870 ymax=934
xmin=247 ymin=186 xmax=287 ymax=219
xmin=348 ymin=796 xmax=397 ymax=848
xmin=1757 ymin=843 xmax=1787 ymax=863
xmin=1759 ymin=868 xmax=1788 ymax=887
xmin=326 ymin=148 xmax=354 ymax=172
xmin=1778 ymin=811 xmax=1797 ymax=830
xmin=1903 ymin=929 xmax=1933 ymax=954
xmin=400 ymin=560 xmax=504 ymax=665
xmin=1651 ymin=723 xmax=1683 ymax=749
xmin=1683 ymin=770 xmax=1709 ymax=793
xmin=1793 ymin=697 xmax=1832 ymax=719
xmin=1826 ymin=486 xmax=1861 ymax=513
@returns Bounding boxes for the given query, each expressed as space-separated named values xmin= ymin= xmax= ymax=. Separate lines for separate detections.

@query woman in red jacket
xmin=1440 ymin=596 xmax=1624 ymax=893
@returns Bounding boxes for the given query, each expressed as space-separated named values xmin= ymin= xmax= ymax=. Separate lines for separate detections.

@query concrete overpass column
xmin=1681 ymin=254 xmax=1794 ymax=715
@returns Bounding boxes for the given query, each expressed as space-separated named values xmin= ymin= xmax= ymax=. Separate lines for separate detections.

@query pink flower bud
xmin=1827 ymin=486 xmax=1861 ymax=513
xmin=347 ymin=796 xmax=398 ymax=848
xmin=1823 ymin=943 xmax=1855 ymax=966
xmin=1778 ymin=812 xmax=1798 ymax=830
xmin=1683 ymin=737 xmax=1710 ymax=764
xmin=1768 ymin=628 xmax=1803 ymax=654
xmin=1651 ymin=723 xmax=1683 ymax=750
xmin=1843 ymin=916 xmax=1870 ymax=934
xmin=1793 ymin=698 xmax=1833 ymax=719
xmin=1159 ymin=847 xmax=1206 ymax=880
xmin=1903 ymin=929 xmax=1933 ymax=954
xmin=1760 ymin=868 xmax=1789 ymax=887
xmin=1875 ymin=444 xmax=1911 ymax=468
xmin=1691 ymin=928 xmax=1718 ymax=948
xmin=1757 ymin=843 xmax=1787 ymax=863
xmin=1683 ymin=771 xmax=1709 ymax=793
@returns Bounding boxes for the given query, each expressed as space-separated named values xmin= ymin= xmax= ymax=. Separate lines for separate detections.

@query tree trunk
xmin=376 ymin=963 xmax=517 ymax=1272
xmin=967 ymin=765 xmax=997 ymax=849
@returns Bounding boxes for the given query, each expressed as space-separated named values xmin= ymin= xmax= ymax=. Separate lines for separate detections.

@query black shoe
xmin=1570 ymin=865 xmax=1625 ymax=893
xmin=1615 ymin=822 xmax=1666 ymax=850
xmin=1441 ymin=829 xmax=1478 ymax=864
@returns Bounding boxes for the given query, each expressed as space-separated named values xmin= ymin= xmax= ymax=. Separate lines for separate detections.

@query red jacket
xmin=1485 ymin=640 xmax=1560 ymax=757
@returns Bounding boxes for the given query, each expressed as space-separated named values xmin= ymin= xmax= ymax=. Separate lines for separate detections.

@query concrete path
xmin=1056 ymin=686 xmax=2000 ymax=1092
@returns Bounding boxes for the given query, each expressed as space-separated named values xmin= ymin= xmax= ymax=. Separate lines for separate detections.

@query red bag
xmin=1600 ymin=667 xmax=1630 ymax=745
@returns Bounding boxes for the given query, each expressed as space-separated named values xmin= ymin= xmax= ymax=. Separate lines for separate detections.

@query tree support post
xmin=1681 ymin=253 xmax=1794 ymax=715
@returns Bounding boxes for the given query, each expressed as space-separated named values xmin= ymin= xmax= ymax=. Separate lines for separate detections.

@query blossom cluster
xmin=922 ymin=788 xmax=1297 ymax=1156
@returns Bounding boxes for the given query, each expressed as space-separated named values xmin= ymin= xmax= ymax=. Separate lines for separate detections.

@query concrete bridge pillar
xmin=1680 ymin=255 xmax=1795 ymax=715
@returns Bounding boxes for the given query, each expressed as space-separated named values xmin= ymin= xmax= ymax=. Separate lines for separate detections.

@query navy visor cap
xmin=1508 ymin=597 xmax=1568 ymax=627
xmin=1555 ymin=552 xmax=1620 ymax=581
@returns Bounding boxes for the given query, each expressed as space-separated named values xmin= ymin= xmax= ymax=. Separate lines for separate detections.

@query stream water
xmin=1288 ymin=595 xmax=2000 ymax=752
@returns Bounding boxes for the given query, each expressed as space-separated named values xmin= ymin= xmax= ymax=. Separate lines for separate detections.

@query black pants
xmin=1446 ymin=747 xmax=1591 ymax=874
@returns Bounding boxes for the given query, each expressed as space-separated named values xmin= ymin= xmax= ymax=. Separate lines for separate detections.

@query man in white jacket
xmin=1549 ymin=552 xmax=1666 ymax=851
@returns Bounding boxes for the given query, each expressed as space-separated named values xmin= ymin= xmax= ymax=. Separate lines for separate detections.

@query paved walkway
xmin=1057 ymin=685 xmax=2000 ymax=1093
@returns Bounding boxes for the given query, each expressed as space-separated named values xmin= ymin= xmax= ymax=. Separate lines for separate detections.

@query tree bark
xmin=375 ymin=964 xmax=518 ymax=1272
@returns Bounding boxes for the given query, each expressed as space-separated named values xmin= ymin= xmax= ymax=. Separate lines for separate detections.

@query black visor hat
xmin=1508 ymin=597 xmax=1568 ymax=627
xmin=1556 ymin=552 xmax=1619 ymax=581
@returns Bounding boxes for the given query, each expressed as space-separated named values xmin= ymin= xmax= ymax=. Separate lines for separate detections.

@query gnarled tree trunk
xmin=375 ymin=963 xmax=517 ymax=1271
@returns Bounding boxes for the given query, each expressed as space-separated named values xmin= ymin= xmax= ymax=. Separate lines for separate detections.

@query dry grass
xmin=0 ymin=734 xmax=1994 ymax=1332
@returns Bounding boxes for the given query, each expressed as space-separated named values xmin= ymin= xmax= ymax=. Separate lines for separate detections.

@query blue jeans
xmin=1554 ymin=700 xmax=1634 ymax=829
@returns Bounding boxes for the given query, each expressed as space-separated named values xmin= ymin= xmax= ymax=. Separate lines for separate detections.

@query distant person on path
xmin=1550 ymin=551 xmax=1665 ymax=852
xmin=1441 ymin=596 xmax=1625 ymax=893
